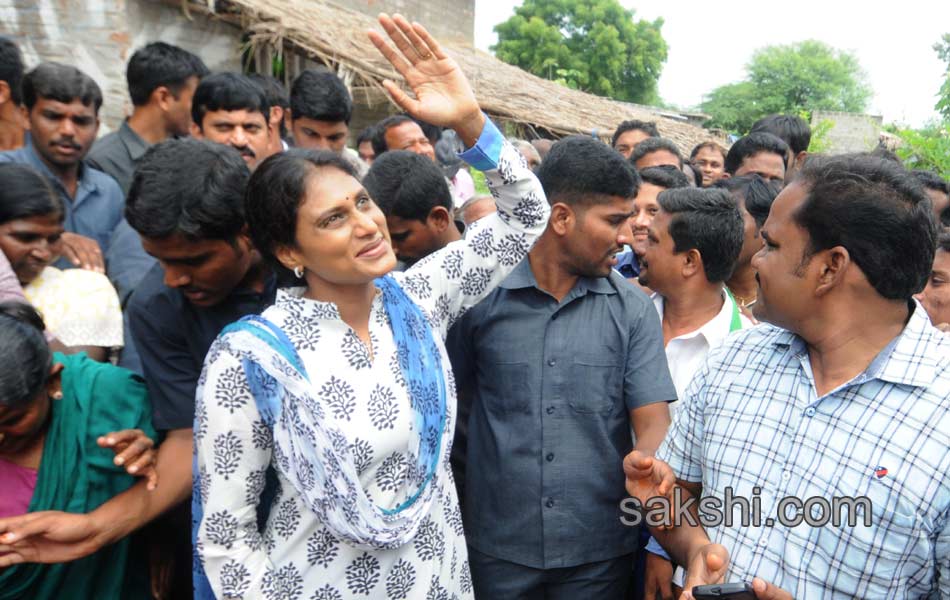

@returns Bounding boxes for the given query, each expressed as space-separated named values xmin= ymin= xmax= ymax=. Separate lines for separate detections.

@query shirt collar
xmin=119 ymin=120 xmax=150 ymax=160
xmin=499 ymin=257 xmax=617 ymax=296
xmin=21 ymin=139 xmax=98 ymax=197
xmin=772 ymin=300 xmax=939 ymax=389
xmin=653 ymin=289 xmax=736 ymax=346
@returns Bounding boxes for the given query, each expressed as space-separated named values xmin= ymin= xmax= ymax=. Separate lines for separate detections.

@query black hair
xmin=537 ymin=135 xmax=640 ymax=206
xmin=794 ymin=153 xmax=936 ymax=299
xmin=689 ymin=141 xmax=727 ymax=161
xmin=714 ymin=174 xmax=781 ymax=228
xmin=411 ymin=117 xmax=442 ymax=145
xmin=911 ymin=170 xmax=949 ymax=195
xmin=0 ymin=302 xmax=51 ymax=410
xmin=938 ymin=231 xmax=950 ymax=253
xmin=0 ymin=163 xmax=64 ymax=224
xmin=629 ymin=137 xmax=683 ymax=168
xmin=356 ymin=126 xmax=376 ymax=148
xmin=126 ymin=138 xmax=250 ymax=241
xmin=639 ymin=165 xmax=691 ymax=190
xmin=244 ymin=149 xmax=358 ymax=266
xmin=868 ymin=146 xmax=902 ymax=165
xmin=363 ymin=150 xmax=452 ymax=222
xmin=0 ymin=37 xmax=24 ymax=106
xmin=611 ymin=119 xmax=660 ymax=147
xmin=724 ymin=132 xmax=790 ymax=175
xmin=126 ymin=42 xmax=208 ymax=106
xmin=249 ymin=74 xmax=290 ymax=138
xmin=191 ymin=72 xmax=269 ymax=129
xmin=22 ymin=62 xmax=102 ymax=113
xmin=657 ymin=187 xmax=744 ymax=283
xmin=289 ymin=69 xmax=352 ymax=125
xmin=371 ymin=115 xmax=414 ymax=157
xmin=750 ymin=114 xmax=811 ymax=155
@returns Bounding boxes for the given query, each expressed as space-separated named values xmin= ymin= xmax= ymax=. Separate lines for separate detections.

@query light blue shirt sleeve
xmin=645 ymin=535 xmax=671 ymax=560
xmin=457 ymin=115 xmax=505 ymax=172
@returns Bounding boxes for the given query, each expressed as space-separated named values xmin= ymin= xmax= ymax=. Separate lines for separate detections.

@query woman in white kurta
xmin=193 ymin=15 xmax=550 ymax=600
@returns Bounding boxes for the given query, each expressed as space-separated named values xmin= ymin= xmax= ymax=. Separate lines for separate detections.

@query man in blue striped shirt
xmin=625 ymin=153 xmax=949 ymax=599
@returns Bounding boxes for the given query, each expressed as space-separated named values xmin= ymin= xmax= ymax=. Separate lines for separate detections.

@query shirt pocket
xmin=480 ymin=361 xmax=531 ymax=415
xmin=825 ymin=466 xmax=926 ymax=582
xmin=569 ymin=353 xmax=622 ymax=415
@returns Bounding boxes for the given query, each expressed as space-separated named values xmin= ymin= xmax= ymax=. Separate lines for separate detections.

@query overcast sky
xmin=474 ymin=0 xmax=950 ymax=127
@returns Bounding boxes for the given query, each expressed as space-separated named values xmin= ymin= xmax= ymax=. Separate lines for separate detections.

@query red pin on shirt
xmin=874 ymin=466 xmax=888 ymax=478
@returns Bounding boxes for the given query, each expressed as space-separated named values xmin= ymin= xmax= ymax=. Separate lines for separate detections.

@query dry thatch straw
xmin=172 ymin=0 xmax=726 ymax=153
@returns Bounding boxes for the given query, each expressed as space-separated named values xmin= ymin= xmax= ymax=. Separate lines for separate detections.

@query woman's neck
xmin=0 ymin=430 xmax=46 ymax=470
xmin=304 ymin=279 xmax=378 ymax=339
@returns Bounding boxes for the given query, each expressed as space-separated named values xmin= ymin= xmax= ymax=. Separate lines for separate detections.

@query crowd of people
xmin=0 ymin=11 xmax=948 ymax=600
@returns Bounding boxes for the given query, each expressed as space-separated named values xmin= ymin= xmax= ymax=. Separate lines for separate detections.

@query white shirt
xmin=652 ymin=290 xmax=753 ymax=402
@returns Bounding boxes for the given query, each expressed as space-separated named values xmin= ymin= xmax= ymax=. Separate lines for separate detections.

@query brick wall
xmin=0 ymin=0 xmax=242 ymax=132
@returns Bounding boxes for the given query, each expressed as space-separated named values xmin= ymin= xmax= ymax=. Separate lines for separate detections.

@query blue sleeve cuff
xmin=458 ymin=114 xmax=504 ymax=172
xmin=645 ymin=536 xmax=671 ymax=560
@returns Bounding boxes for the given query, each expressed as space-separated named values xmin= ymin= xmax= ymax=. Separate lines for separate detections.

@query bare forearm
xmin=650 ymin=480 xmax=706 ymax=566
xmin=89 ymin=429 xmax=192 ymax=547
xmin=631 ymin=403 xmax=672 ymax=455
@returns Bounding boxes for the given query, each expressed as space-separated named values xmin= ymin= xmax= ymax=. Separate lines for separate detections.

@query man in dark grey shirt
xmin=447 ymin=136 xmax=676 ymax=599
xmin=88 ymin=42 xmax=207 ymax=194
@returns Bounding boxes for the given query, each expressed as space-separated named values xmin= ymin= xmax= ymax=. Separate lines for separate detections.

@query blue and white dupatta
xmin=192 ymin=275 xmax=448 ymax=599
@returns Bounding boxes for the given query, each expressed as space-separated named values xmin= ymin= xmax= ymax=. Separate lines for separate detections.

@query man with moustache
xmin=190 ymin=72 xmax=273 ymax=169
xmin=624 ymin=154 xmax=950 ymax=599
xmin=0 ymin=63 xmax=123 ymax=273
xmin=448 ymin=136 xmax=676 ymax=599
xmin=615 ymin=165 xmax=689 ymax=282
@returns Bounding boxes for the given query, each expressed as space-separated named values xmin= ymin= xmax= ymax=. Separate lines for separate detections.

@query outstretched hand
xmin=623 ymin=450 xmax=677 ymax=529
xmin=0 ymin=511 xmax=102 ymax=567
xmin=368 ymin=13 xmax=485 ymax=146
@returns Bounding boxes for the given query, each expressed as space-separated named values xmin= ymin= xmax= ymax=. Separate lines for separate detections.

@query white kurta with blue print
xmin=195 ymin=122 xmax=549 ymax=600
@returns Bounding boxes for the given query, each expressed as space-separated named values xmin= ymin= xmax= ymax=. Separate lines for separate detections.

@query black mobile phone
xmin=691 ymin=582 xmax=756 ymax=600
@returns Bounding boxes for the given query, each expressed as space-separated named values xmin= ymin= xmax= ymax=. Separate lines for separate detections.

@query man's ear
xmin=719 ymin=172 xmax=731 ymax=180
xmin=154 ymin=86 xmax=173 ymax=112
xmin=0 ymin=81 xmax=10 ymax=106
xmin=190 ymin=121 xmax=203 ymax=139
xmin=814 ymin=246 xmax=849 ymax=296
xmin=426 ymin=206 xmax=452 ymax=232
xmin=795 ymin=151 xmax=808 ymax=170
xmin=682 ymin=248 xmax=703 ymax=278
xmin=548 ymin=202 xmax=575 ymax=236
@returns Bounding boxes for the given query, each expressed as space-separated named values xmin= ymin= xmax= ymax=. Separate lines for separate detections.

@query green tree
xmin=702 ymin=40 xmax=872 ymax=134
xmin=492 ymin=0 xmax=668 ymax=104
xmin=936 ymin=34 xmax=950 ymax=122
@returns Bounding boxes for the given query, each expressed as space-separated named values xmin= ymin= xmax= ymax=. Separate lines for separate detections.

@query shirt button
xmin=547 ymin=359 xmax=556 ymax=367
xmin=782 ymin=471 xmax=791 ymax=480
xmin=758 ymin=537 xmax=768 ymax=547
xmin=546 ymin=406 xmax=555 ymax=415
xmin=545 ymin=498 xmax=555 ymax=508
xmin=805 ymin=407 xmax=816 ymax=417
xmin=546 ymin=453 xmax=555 ymax=462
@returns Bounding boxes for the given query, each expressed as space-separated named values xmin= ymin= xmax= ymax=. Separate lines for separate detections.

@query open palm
xmin=368 ymin=14 xmax=482 ymax=141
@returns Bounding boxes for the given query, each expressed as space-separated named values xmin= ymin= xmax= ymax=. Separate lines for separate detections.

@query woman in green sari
xmin=0 ymin=301 xmax=157 ymax=599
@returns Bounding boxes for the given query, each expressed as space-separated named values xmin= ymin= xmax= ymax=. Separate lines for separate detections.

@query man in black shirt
xmin=127 ymin=138 xmax=273 ymax=596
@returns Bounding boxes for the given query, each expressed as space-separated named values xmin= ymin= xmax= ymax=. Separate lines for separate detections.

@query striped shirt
xmin=657 ymin=302 xmax=950 ymax=599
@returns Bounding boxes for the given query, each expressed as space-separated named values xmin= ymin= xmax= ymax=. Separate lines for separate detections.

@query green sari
xmin=0 ymin=352 xmax=156 ymax=600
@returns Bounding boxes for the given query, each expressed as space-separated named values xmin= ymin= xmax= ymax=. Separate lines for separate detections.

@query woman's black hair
xmin=0 ymin=302 xmax=51 ymax=409
xmin=244 ymin=149 xmax=358 ymax=267
xmin=0 ymin=163 xmax=63 ymax=225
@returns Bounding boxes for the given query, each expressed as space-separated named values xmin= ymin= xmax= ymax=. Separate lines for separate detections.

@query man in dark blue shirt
xmin=0 ymin=62 xmax=125 ymax=272
xmin=448 ymin=136 xmax=676 ymax=599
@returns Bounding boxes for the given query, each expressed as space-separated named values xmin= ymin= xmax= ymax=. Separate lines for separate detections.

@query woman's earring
xmin=51 ymin=391 xmax=63 ymax=400
xmin=293 ymin=266 xmax=305 ymax=279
